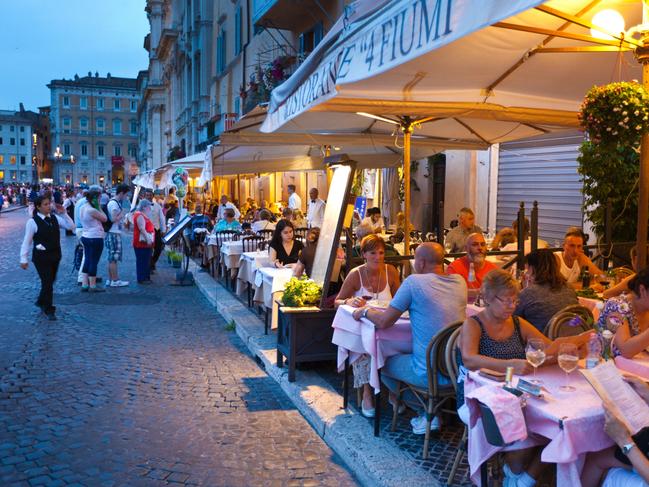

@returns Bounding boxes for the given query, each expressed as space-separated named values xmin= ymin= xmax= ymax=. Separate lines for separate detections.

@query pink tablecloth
xmin=332 ymin=304 xmax=481 ymax=394
xmin=465 ymin=366 xmax=612 ymax=487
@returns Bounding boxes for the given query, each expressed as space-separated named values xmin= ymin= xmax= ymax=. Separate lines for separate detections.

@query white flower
xmin=635 ymin=111 xmax=640 ymax=116
xmin=624 ymin=117 xmax=630 ymax=123
xmin=619 ymin=121 xmax=625 ymax=126
xmin=623 ymin=111 xmax=628 ymax=116
xmin=613 ymin=131 xmax=618 ymax=135
xmin=613 ymin=107 xmax=621 ymax=112
xmin=619 ymin=302 xmax=629 ymax=312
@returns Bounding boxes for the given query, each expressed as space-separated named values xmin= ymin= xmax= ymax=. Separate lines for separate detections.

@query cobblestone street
xmin=0 ymin=209 xmax=357 ymax=487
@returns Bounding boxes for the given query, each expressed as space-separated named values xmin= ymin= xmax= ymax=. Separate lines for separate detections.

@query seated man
xmin=445 ymin=207 xmax=483 ymax=253
xmin=214 ymin=208 xmax=241 ymax=232
xmin=500 ymin=217 xmax=549 ymax=254
xmin=353 ymin=222 xmax=398 ymax=258
xmin=447 ymin=232 xmax=497 ymax=299
xmin=188 ymin=205 xmax=213 ymax=245
xmin=555 ymin=228 xmax=603 ymax=288
xmin=361 ymin=207 xmax=385 ymax=234
xmin=351 ymin=243 xmax=467 ymax=433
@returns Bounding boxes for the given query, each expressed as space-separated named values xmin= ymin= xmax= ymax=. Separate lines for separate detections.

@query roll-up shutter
xmin=497 ymin=132 xmax=584 ymax=245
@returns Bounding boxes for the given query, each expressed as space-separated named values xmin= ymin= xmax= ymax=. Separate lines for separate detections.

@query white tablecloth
xmin=235 ymin=251 xmax=270 ymax=295
xmin=252 ymin=267 xmax=295 ymax=330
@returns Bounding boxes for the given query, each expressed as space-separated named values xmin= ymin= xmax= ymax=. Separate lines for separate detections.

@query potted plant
xmin=169 ymin=251 xmax=183 ymax=268
xmin=276 ymin=276 xmax=338 ymax=382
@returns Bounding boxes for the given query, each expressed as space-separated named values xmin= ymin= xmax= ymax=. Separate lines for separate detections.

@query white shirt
xmin=288 ymin=192 xmax=302 ymax=211
xmin=556 ymin=252 xmax=581 ymax=284
xmin=361 ymin=216 xmax=385 ymax=233
xmin=20 ymin=212 xmax=75 ymax=264
xmin=307 ymin=198 xmax=326 ymax=228
xmin=252 ymin=220 xmax=276 ymax=233
xmin=216 ymin=201 xmax=241 ymax=221
xmin=80 ymin=205 xmax=106 ymax=239
xmin=149 ymin=200 xmax=166 ymax=232
xmin=107 ymin=199 xmax=124 ymax=234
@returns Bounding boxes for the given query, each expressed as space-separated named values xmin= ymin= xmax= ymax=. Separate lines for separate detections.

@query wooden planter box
xmin=276 ymin=305 xmax=337 ymax=382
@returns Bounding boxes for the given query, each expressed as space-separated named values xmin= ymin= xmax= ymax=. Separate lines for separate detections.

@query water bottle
xmin=468 ymin=262 xmax=476 ymax=285
xmin=585 ymin=334 xmax=602 ymax=369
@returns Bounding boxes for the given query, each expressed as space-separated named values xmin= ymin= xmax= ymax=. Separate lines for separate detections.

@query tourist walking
xmin=132 ymin=199 xmax=155 ymax=284
xmin=79 ymin=189 xmax=107 ymax=292
xmin=105 ymin=183 xmax=130 ymax=288
xmin=19 ymin=193 xmax=75 ymax=320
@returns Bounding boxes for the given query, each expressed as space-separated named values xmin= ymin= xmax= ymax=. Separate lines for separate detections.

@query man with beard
xmin=447 ymin=232 xmax=497 ymax=300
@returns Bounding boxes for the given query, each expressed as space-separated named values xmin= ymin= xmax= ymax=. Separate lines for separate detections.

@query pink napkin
xmin=465 ymin=384 xmax=527 ymax=444
xmin=615 ymin=355 xmax=649 ymax=380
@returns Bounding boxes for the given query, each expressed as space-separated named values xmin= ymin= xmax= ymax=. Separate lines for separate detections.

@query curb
xmin=189 ymin=259 xmax=440 ymax=487
xmin=0 ymin=205 xmax=27 ymax=214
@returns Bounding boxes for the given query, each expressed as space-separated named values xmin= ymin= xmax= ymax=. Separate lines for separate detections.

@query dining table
xmin=235 ymin=250 xmax=271 ymax=298
xmin=220 ymin=240 xmax=244 ymax=279
xmin=253 ymin=267 xmax=295 ymax=331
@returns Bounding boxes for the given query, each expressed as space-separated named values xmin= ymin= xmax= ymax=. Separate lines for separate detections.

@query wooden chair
xmin=444 ymin=327 xmax=466 ymax=485
xmin=214 ymin=231 xmax=240 ymax=285
xmin=294 ymin=227 xmax=309 ymax=240
xmin=544 ymin=304 xmax=594 ymax=339
xmin=242 ymin=235 xmax=266 ymax=253
xmin=257 ymin=229 xmax=274 ymax=242
xmin=389 ymin=321 xmax=463 ymax=459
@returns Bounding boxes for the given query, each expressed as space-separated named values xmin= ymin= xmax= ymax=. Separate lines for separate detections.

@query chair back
xmin=545 ymin=305 xmax=593 ymax=340
xmin=444 ymin=327 xmax=462 ymax=391
xmin=478 ymin=402 xmax=506 ymax=447
xmin=242 ymin=236 xmax=265 ymax=253
xmin=214 ymin=230 xmax=240 ymax=247
xmin=257 ymin=229 xmax=274 ymax=242
xmin=612 ymin=266 xmax=634 ymax=281
xmin=426 ymin=321 xmax=463 ymax=396
xmin=294 ymin=227 xmax=309 ymax=240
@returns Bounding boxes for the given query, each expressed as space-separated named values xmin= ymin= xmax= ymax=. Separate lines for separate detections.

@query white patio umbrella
xmin=261 ymin=0 xmax=647 ymax=258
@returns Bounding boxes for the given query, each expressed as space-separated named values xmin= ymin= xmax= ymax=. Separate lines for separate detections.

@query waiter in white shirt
xmin=287 ymin=184 xmax=302 ymax=212
xmin=216 ymin=194 xmax=241 ymax=221
xmin=20 ymin=193 xmax=75 ymax=321
xmin=306 ymin=188 xmax=325 ymax=228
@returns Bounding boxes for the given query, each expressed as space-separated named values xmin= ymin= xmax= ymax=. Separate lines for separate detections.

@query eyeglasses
xmin=494 ymin=295 xmax=519 ymax=307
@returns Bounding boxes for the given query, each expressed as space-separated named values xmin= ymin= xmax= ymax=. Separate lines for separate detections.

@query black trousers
xmin=33 ymin=255 xmax=60 ymax=314
xmin=151 ymin=229 xmax=164 ymax=267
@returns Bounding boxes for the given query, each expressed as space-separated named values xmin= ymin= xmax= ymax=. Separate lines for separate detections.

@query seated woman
xmin=602 ymin=245 xmax=646 ymax=299
xmin=600 ymin=268 xmax=649 ymax=359
xmin=291 ymin=209 xmax=307 ymax=229
xmin=293 ymin=228 xmax=319 ymax=278
xmin=515 ymin=249 xmax=578 ymax=332
xmin=268 ymin=219 xmax=303 ymax=268
xmin=251 ymin=209 xmax=276 ymax=233
xmin=581 ymin=376 xmax=649 ymax=487
xmin=334 ymin=234 xmax=401 ymax=417
xmin=459 ymin=269 xmax=592 ymax=487
xmin=490 ymin=227 xmax=516 ymax=251
xmin=213 ymin=208 xmax=241 ymax=232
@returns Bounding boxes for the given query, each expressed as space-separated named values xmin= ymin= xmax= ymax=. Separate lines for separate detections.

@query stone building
xmin=48 ymin=73 xmax=140 ymax=185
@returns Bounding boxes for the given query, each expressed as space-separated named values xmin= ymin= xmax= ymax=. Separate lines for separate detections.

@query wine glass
xmin=558 ymin=343 xmax=579 ymax=392
xmin=525 ymin=339 xmax=546 ymax=384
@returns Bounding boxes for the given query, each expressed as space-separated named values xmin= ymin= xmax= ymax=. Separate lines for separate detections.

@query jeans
xmin=381 ymin=353 xmax=450 ymax=412
xmin=81 ymin=237 xmax=104 ymax=277
xmin=134 ymin=247 xmax=152 ymax=282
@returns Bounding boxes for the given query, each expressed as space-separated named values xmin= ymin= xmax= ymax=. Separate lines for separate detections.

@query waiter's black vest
xmin=32 ymin=214 xmax=61 ymax=262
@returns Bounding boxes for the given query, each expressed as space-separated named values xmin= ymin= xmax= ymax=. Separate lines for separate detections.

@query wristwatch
xmin=361 ymin=308 xmax=370 ymax=319
xmin=622 ymin=442 xmax=636 ymax=455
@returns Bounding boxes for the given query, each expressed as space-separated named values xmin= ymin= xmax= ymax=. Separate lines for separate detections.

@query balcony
xmin=240 ymin=54 xmax=298 ymax=115
xmin=252 ymin=0 xmax=313 ymax=30
xmin=156 ymin=26 xmax=179 ymax=59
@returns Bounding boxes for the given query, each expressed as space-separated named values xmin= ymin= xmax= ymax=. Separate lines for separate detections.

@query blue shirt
xmin=214 ymin=220 xmax=241 ymax=232
xmin=389 ymin=273 xmax=467 ymax=376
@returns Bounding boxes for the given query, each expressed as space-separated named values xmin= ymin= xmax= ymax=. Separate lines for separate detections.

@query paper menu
xmin=581 ymin=361 xmax=649 ymax=435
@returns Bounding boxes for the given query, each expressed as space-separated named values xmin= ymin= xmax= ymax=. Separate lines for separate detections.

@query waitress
xmin=20 ymin=193 xmax=75 ymax=321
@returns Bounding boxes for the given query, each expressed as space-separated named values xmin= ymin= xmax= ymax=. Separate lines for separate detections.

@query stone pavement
xmin=0 ymin=210 xmax=358 ymax=486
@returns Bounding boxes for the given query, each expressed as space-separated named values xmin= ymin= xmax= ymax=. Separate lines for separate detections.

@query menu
xmin=581 ymin=361 xmax=649 ymax=435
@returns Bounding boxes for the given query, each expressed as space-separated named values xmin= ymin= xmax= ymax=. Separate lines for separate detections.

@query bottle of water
xmin=468 ymin=262 xmax=476 ymax=285
xmin=585 ymin=334 xmax=602 ymax=369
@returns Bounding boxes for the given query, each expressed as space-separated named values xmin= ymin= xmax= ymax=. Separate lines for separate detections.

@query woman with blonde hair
xmin=335 ymin=234 xmax=400 ymax=417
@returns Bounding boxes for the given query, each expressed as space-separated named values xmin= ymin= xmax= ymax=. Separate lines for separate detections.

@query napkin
xmin=465 ymin=384 xmax=527 ymax=444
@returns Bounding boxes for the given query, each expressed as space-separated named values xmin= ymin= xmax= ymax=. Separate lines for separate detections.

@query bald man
xmin=447 ymin=233 xmax=497 ymax=298
xmin=352 ymin=242 xmax=467 ymax=434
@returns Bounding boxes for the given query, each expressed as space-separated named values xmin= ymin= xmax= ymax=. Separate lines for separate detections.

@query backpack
xmin=101 ymin=198 xmax=117 ymax=233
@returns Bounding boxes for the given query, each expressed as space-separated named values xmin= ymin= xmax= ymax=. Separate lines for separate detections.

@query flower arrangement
xmin=281 ymin=275 xmax=322 ymax=307
xmin=579 ymin=81 xmax=649 ymax=146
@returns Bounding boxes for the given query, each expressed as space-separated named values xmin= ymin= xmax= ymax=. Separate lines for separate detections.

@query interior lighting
xmin=356 ymin=112 xmax=400 ymax=125
xmin=591 ymin=9 xmax=626 ymax=41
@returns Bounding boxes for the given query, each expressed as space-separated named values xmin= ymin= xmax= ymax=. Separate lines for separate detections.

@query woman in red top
xmin=132 ymin=199 xmax=155 ymax=284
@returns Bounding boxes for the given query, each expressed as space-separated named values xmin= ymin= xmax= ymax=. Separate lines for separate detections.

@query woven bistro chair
xmin=294 ymin=227 xmax=309 ymax=241
xmin=389 ymin=321 xmax=463 ymax=459
xmin=544 ymin=305 xmax=594 ymax=340
xmin=612 ymin=266 xmax=634 ymax=281
xmin=444 ymin=326 xmax=466 ymax=485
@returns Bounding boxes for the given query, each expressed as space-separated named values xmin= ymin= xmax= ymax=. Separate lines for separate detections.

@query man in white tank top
xmin=555 ymin=230 xmax=603 ymax=286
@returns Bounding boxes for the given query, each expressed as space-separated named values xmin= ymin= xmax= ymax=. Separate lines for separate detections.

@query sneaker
xmin=81 ymin=286 xmax=89 ymax=293
xmin=110 ymin=280 xmax=129 ymax=287
xmin=105 ymin=280 xmax=112 ymax=287
xmin=410 ymin=414 xmax=440 ymax=435
xmin=88 ymin=286 xmax=106 ymax=293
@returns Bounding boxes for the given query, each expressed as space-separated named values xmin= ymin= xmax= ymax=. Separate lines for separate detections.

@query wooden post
xmin=517 ymin=202 xmax=525 ymax=273
xmin=402 ymin=118 xmax=414 ymax=255
xmin=636 ymin=36 xmax=649 ymax=268
xmin=531 ymin=201 xmax=539 ymax=253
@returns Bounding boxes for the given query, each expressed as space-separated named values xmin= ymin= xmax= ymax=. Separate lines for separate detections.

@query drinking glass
xmin=558 ymin=343 xmax=579 ymax=392
xmin=525 ymin=339 xmax=546 ymax=384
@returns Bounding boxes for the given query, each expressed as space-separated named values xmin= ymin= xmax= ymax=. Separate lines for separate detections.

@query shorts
xmin=105 ymin=233 xmax=123 ymax=262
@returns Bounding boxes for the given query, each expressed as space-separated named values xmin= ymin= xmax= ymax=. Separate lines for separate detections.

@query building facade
xmin=48 ymin=73 xmax=140 ymax=186
xmin=0 ymin=105 xmax=49 ymax=185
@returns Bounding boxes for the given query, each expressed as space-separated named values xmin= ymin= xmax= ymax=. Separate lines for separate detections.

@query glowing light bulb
xmin=591 ymin=9 xmax=625 ymax=41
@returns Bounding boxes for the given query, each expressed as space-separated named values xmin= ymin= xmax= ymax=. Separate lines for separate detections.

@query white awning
xmin=261 ymin=0 xmax=642 ymax=144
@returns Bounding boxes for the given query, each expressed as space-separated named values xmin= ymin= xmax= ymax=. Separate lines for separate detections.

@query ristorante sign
xmin=261 ymin=0 xmax=544 ymax=133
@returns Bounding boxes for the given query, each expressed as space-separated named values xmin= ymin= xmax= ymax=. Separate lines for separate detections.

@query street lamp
xmin=54 ymin=147 xmax=62 ymax=183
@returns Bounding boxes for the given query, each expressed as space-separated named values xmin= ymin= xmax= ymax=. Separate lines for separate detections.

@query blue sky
xmin=0 ymin=0 xmax=149 ymax=111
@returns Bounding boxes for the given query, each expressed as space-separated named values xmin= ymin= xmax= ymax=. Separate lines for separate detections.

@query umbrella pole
xmin=637 ymin=43 xmax=649 ymax=268
xmin=402 ymin=119 xmax=413 ymax=256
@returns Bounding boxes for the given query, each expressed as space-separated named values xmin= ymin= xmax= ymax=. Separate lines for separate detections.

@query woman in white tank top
xmin=335 ymin=234 xmax=401 ymax=417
